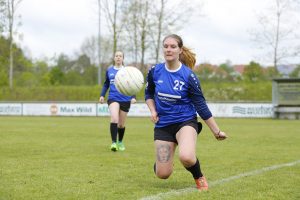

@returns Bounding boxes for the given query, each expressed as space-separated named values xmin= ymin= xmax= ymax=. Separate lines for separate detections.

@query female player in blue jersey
xmin=145 ymin=34 xmax=227 ymax=191
xmin=99 ymin=51 xmax=136 ymax=151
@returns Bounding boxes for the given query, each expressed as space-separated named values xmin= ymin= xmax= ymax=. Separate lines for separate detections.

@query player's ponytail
xmin=180 ymin=46 xmax=196 ymax=69
xmin=163 ymin=34 xmax=196 ymax=69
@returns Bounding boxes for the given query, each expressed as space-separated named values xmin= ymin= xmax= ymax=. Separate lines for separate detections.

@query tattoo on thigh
xmin=157 ymin=144 xmax=171 ymax=163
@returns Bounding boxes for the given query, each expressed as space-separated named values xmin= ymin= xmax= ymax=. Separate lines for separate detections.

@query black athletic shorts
xmin=107 ymin=100 xmax=131 ymax=113
xmin=154 ymin=118 xmax=202 ymax=144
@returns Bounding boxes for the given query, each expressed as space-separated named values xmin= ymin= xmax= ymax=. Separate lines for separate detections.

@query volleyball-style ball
xmin=114 ymin=66 xmax=144 ymax=96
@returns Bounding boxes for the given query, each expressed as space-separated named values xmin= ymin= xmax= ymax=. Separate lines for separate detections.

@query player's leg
xmin=116 ymin=101 xmax=130 ymax=151
xmin=108 ymin=102 xmax=120 ymax=151
xmin=154 ymin=140 xmax=176 ymax=179
xmin=117 ymin=110 xmax=127 ymax=151
xmin=176 ymin=125 xmax=208 ymax=190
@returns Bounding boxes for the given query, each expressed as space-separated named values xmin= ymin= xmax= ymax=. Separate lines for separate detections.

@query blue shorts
xmin=154 ymin=118 xmax=202 ymax=144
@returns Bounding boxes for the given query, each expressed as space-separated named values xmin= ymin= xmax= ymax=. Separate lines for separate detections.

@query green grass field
xmin=0 ymin=117 xmax=299 ymax=200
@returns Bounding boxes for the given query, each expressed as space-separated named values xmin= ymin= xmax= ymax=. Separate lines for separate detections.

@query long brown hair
xmin=163 ymin=34 xmax=196 ymax=69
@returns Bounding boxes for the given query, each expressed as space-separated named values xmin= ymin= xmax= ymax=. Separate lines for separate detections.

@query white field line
xmin=140 ymin=160 xmax=300 ymax=200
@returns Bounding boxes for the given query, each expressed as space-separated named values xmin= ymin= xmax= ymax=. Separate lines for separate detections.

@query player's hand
xmin=214 ymin=131 xmax=227 ymax=140
xmin=131 ymin=98 xmax=137 ymax=104
xmin=99 ymin=96 xmax=104 ymax=104
xmin=150 ymin=111 xmax=159 ymax=124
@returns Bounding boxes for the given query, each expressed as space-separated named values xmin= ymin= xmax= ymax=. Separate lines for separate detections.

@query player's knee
xmin=156 ymin=171 xmax=172 ymax=179
xmin=118 ymin=124 xmax=125 ymax=129
xmin=179 ymin=153 xmax=195 ymax=166
xmin=154 ymin=164 xmax=172 ymax=179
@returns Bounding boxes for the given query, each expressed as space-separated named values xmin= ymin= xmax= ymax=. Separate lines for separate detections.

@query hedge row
xmin=0 ymin=81 xmax=272 ymax=102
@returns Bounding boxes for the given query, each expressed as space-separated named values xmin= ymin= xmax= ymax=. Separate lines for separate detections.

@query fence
xmin=0 ymin=102 xmax=274 ymax=118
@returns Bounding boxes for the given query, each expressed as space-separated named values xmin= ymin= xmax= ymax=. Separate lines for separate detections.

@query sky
xmin=15 ymin=0 xmax=298 ymax=65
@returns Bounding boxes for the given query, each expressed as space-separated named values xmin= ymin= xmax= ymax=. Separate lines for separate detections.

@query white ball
xmin=114 ymin=66 xmax=144 ymax=96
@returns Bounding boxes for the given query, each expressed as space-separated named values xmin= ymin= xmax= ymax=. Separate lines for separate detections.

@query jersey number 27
xmin=173 ymin=80 xmax=185 ymax=90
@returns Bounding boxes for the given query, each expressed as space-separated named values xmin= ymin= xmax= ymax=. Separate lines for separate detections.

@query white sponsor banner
xmin=23 ymin=103 xmax=52 ymax=116
xmin=208 ymin=103 xmax=274 ymax=118
xmin=54 ymin=103 xmax=96 ymax=116
xmin=128 ymin=103 xmax=151 ymax=116
xmin=96 ymin=103 xmax=273 ymax=118
xmin=0 ymin=103 xmax=22 ymax=115
xmin=0 ymin=102 xmax=274 ymax=118
xmin=96 ymin=103 xmax=151 ymax=116
xmin=23 ymin=103 xmax=97 ymax=116
xmin=97 ymin=104 xmax=109 ymax=116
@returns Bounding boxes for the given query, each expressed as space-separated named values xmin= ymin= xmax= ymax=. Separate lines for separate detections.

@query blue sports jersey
xmin=100 ymin=66 xmax=133 ymax=102
xmin=145 ymin=63 xmax=212 ymax=127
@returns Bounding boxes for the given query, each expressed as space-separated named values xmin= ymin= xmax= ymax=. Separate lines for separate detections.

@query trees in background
xmin=151 ymin=0 xmax=198 ymax=63
xmin=0 ymin=35 xmax=34 ymax=87
xmin=0 ymin=0 xmax=23 ymax=88
xmin=243 ymin=61 xmax=265 ymax=82
xmin=101 ymin=0 xmax=129 ymax=60
xmin=250 ymin=0 xmax=300 ymax=71
xmin=194 ymin=61 xmax=286 ymax=83
xmin=0 ymin=32 xmax=297 ymax=88
xmin=3 ymin=0 xmax=199 ymax=86
xmin=99 ymin=0 xmax=197 ymax=69
xmin=0 ymin=0 xmax=5 ymax=33
xmin=0 ymin=35 xmax=99 ymax=87
xmin=1 ymin=0 xmax=300 ymax=88
xmin=47 ymin=53 xmax=97 ymax=86
xmin=195 ymin=63 xmax=218 ymax=81
xmin=3 ymin=0 xmax=23 ymax=89
xmin=290 ymin=65 xmax=300 ymax=77
xmin=0 ymin=36 xmax=9 ymax=86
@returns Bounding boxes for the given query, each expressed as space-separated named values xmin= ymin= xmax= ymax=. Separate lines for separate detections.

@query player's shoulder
xmin=152 ymin=63 xmax=164 ymax=69
xmin=181 ymin=63 xmax=195 ymax=75
xmin=156 ymin=63 xmax=165 ymax=67
xmin=181 ymin=63 xmax=192 ymax=71
xmin=107 ymin=65 xmax=114 ymax=69
xmin=149 ymin=63 xmax=164 ymax=72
